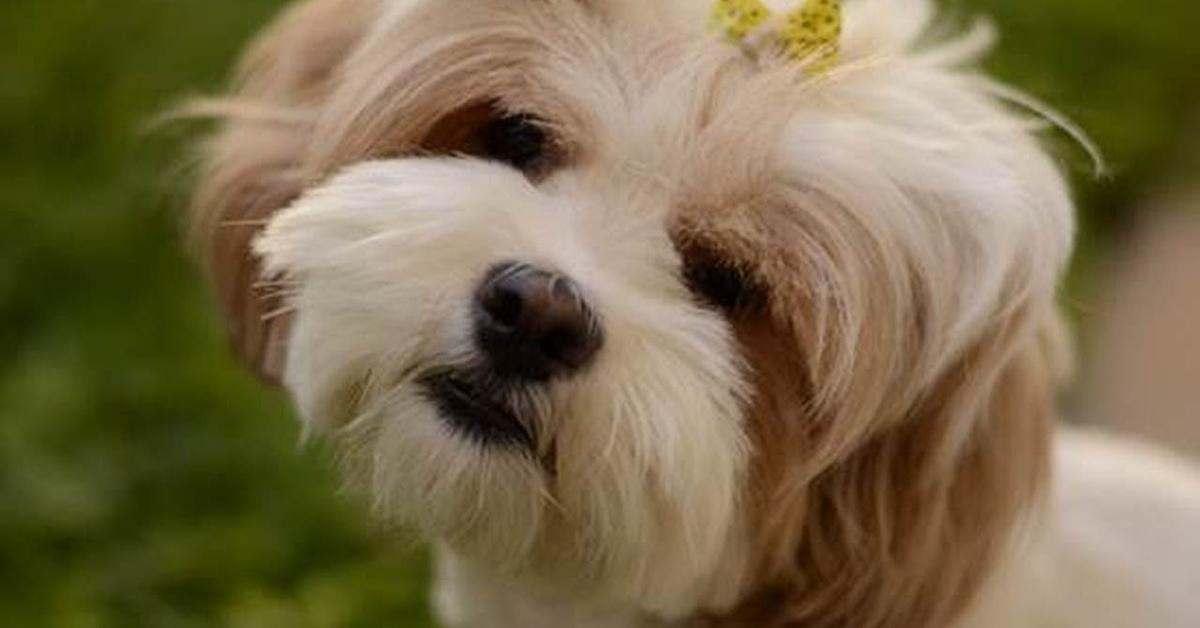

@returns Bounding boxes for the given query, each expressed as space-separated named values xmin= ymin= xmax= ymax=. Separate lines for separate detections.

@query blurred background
xmin=1 ymin=0 xmax=1197 ymax=626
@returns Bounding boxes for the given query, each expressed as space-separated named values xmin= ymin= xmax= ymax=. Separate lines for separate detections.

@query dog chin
xmin=255 ymin=158 xmax=752 ymax=614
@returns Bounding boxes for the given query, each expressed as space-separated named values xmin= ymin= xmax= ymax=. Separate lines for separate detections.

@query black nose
xmin=474 ymin=262 xmax=603 ymax=381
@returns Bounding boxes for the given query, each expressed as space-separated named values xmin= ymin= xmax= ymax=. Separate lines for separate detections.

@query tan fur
xmin=191 ymin=0 xmax=375 ymax=380
xmin=673 ymin=184 xmax=1056 ymax=626
xmin=701 ymin=309 xmax=1055 ymax=628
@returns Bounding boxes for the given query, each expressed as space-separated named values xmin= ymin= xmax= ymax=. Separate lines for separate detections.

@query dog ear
xmin=190 ymin=0 xmax=376 ymax=382
xmin=732 ymin=298 xmax=1059 ymax=628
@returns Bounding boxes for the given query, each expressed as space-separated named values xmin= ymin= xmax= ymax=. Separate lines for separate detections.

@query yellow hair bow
xmin=711 ymin=0 xmax=841 ymax=70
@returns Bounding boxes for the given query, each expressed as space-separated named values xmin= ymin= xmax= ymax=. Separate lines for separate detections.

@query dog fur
xmin=188 ymin=1 xmax=1200 ymax=626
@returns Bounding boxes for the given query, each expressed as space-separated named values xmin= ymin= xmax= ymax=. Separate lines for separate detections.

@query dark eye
xmin=477 ymin=113 xmax=551 ymax=173
xmin=683 ymin=253 xmax=763 ymax=313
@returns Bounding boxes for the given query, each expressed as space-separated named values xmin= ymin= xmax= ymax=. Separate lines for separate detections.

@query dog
xmin=187 ymin=0 xmax=1200 ymax=626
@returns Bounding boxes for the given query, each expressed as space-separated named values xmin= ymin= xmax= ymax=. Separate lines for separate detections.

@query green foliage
xmin=0 ymin=1 xmax=429 ymax=626
xmin=1 ymin=1 xmax=1196 ymax=626
xmin=947 ymin=0 xmax=1200 ymax=300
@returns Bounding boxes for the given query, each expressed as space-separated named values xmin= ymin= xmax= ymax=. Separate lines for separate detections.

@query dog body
xmin=428 ymin=429 xmax=1200 ymax=628
xmin=960 ymin=430 xmax=1200 ymax=628
xmin=191 ymin=0 xmax=1200 ymax=626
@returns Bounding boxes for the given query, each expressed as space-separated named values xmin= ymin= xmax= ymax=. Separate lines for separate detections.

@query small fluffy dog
xmin=189 ymin=0 xmax=1200 ymax=626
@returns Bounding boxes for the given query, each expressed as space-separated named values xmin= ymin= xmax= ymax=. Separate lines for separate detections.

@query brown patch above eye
xmin=423 ymin=102 xmax=496 ymax=155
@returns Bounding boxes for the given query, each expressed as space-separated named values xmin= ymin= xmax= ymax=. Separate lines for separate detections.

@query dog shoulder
xmin=962 ymin=428 xmax=1200 ymax=628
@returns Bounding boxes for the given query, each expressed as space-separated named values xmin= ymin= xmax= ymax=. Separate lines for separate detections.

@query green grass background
xmin=1 ymin=1 xmax=1197 ymax=626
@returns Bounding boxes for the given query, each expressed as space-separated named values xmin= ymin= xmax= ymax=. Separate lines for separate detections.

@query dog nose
xmin=474 ymin=262 xmax=602 ymax=381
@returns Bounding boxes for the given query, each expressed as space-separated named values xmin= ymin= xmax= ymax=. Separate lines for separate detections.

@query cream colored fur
xmin=189 ymin=0 xmax=1200 ymax=626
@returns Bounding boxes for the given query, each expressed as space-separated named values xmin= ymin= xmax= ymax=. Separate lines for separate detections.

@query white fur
xmin=963 ymin=429 xmax=1200 ymax=628
xmin=257 ymin=158 xmax=751 ymax=617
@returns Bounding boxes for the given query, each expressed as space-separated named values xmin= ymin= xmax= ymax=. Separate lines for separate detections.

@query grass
xmin=1 ymin=1 xmax=1196 ymax=626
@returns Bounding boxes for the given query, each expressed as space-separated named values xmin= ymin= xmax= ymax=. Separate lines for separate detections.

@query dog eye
xmin=477 ymin=113 xmax=551 ymax=174
xmin=683 ymin=256 xmax=763 ymax=313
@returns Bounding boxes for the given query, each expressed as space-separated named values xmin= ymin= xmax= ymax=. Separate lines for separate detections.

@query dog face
xmin=195 ymin=0 xmax=1075 ymax=624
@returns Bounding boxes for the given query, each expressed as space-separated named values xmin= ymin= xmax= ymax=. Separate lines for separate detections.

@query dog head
xmin=192 ymin=0 xmax=1074 ymax=624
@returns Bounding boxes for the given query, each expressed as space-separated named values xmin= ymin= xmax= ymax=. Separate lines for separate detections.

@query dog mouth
xmin=419 ymin=370 xmax=535 ymax=451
